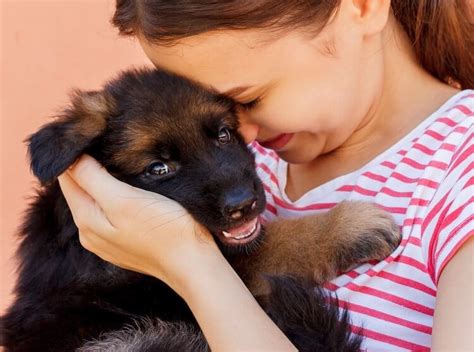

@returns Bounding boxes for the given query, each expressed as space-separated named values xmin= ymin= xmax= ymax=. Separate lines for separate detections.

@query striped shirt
xmin=250 ymin=90 xmax=474 ymax=351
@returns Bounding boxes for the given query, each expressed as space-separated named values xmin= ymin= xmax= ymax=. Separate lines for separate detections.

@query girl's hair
xmin=112 ymin=1 xmax=473 ymax=89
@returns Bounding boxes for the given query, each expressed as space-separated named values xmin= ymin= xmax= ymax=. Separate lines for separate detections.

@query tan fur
xmin=111 ymin=123 xmax=159 ymax=174
xmin=67 ymin=90 xmax=113 ymax=138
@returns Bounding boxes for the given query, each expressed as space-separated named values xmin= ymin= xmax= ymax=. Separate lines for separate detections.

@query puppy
xmin=1 ymin=68 xmax=400 ymax=351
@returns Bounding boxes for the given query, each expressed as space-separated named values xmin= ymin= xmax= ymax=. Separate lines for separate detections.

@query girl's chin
xmin=275 ymin=150 xmax=314 ymax=164
xmin=276 ymin=145 xmax=324 ymax=165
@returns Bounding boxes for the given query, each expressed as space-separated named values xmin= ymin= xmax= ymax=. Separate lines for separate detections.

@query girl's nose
xmin=237 ymin=114 xmax=259 ymax=144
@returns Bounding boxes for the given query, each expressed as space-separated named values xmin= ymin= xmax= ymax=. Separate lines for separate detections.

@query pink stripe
xmin=270 ymin=193 xmax=336 ymax=211
xmin=252 ymin=142 xmax=268 ymax=155
xmin=412 ymin=143 xmax=436 ymax=156
xmin=452 ymin=104 xmax=474 ymax=115
xmin=381 ymin=161 xmax=397 ymax=169
xmin=380 ymin=186 xmax=413 ymax=198
xmin=351 ymin=325 xmax=430 ymax=351
xmin=400 ymin=157 xmax=448 ymax=171
xmin=375 ymin=271 xmax=436 ymax=296
xmin=426 ymin=193 xmax=454 ymax=282
xmin=428 ymin=183 xmax=474 ymax=255
xmin=403 ymin=217 xmax=423 ymax=227
xmin=428 ymin=160 xmax=449 ymax=170
xmin=262 ymin=183 xmax=273 ymax=195
xmin=440 ymin=142 xmax=457 ymax=152
xmin=265 ymin=203 xmax=277 ymax=215
xmin=418 ymin=178 xmax=440 ymax=188
xmin=379 ymin=205 xmax=407 ymax=214
xmin=425 ymin=129 xmax=445 ymax=141
xmin=435 ymin=210 xmax=474 ymax=264
xmin=407 ymin=236 xmax=422 ymax=246
xmin=362 ymin=171 xmax=388 ymax=183
xmin=250 ymin=142 xmax=267 ymax=155
xmin=340 ymin=300 xmax=432 ymax=334
xmin=448 ymin=132 xmax=473 ymax=173
xmin=252 ymin=142 xmax=279 ymax=161
xmin=447 ymin=145 xmax=474 ymax=177
xmin=400 ymin=157 xmax=427 ymax=170
xmin=396 ymin=255 xmax=428 ymax=273
xmin=344 ymin=283 xmax=434 ymax=315
xmin=435 ymin=116 xmax=458 ymax=127
xmin=424 ymin=125 xmax=469 ymax=145
xmin=391 ymin=172 xmax=419 ymax=184
xmin=458 ymin=161 xmax=474 ymax=180
xmin=365 ymin=171 xmax=438 ymax=189
xmin=343 ymin=270 xmax=359 ymax=279
xmin=412 ymin=142 xmax=456 ymax=156
xmin=409 ymin=198 xmax=430 ymax=207
xmin=398 ymin=149 xmax=407 ymax=156
xmin=256 ymin=162 xmax=279 ymax=186
xmin=324 ymin=282 xmax=339 ymax=290
xmin=422 ymin=189 xmax=450 ymax=236
xmin=439 ymin=192 xmax=474 ymax=232
xmin=337 ymin=185 xmax=377 ymax=196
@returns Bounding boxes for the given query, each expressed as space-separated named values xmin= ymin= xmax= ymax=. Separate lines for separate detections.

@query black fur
xmin=1 ymin=68 xmax=361 ymax=351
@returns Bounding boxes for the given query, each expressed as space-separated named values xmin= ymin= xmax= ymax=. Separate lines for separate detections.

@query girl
xmin=58 ymin=0 xmax=473 ymax=350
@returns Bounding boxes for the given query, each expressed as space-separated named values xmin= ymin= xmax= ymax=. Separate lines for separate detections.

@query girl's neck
xmin=285 ymin=15 xmax=459 ymax=202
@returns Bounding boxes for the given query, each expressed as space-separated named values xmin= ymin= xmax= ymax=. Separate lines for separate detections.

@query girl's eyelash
xmin=240 ymin=97 xmax=261 ymax=110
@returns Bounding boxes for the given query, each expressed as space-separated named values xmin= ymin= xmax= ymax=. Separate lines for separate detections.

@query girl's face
xmin=139 ymin=2 xmax=388 ymax=164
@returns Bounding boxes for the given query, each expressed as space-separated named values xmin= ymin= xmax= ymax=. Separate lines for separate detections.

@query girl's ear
xmin=27 ymin=89 xmax=116 ymax=184
xmin=348 ymin=0 xmax=391 ymax=36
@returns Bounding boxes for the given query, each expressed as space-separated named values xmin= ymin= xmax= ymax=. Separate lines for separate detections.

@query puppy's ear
xmin=27 ymin=89 xmax=115 ymax=183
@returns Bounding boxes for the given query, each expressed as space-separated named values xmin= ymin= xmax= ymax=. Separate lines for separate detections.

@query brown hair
xmin=112 ymin=0 xmax=473 ymax=89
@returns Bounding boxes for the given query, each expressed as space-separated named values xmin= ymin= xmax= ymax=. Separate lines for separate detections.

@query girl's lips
xmin=259 ymin=133 xmax=293 ymax=150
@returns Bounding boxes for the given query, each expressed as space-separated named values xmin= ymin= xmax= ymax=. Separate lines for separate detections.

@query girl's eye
xmin=218 ymin=127 xmax=231 ymax=144
xmin=146 ymin=161 xmax=172 ymax=176
xmin=240 ymin=97 xmax=261 ymax=110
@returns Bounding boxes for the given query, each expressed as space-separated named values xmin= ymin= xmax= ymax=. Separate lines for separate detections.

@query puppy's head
xmin=28 ymin=68 xmax=266 ymax=255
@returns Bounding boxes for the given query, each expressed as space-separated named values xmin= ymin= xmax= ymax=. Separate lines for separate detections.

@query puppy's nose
xmin=223 ymin=189 xmax=257 ymax=220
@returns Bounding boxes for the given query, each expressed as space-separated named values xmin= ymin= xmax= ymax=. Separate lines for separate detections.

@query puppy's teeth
xmin=222 ymin=231 xmax=233 ymax=238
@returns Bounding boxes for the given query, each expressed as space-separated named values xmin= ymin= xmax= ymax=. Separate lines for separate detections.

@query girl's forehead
xmin=138 ymin=30 xmax=306 ymax=93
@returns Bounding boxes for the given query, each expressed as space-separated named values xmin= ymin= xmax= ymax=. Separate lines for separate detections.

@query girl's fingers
xmin=65 ymin=154 xmax=136 ymax=214
xmin=57 ymin=171 xmax=116 ymax=235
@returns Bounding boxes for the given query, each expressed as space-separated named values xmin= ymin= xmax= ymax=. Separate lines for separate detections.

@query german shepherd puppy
xmin=1 ymin=68 xmax=400 ymax=351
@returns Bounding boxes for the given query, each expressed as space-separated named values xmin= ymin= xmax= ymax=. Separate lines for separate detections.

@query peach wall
xmin=0 ymin=0 xmax=150 ymax=314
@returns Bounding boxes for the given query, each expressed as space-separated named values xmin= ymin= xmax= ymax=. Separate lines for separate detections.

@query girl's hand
xmin=57 ymin=154 xmax=221 ymax=295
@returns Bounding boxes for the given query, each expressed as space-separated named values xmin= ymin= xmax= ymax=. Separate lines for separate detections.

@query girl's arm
xmin=178 ymin=251 xmax=297 ymax=352
xmin=58 ymin=155 xmax=296 ymax=352
xmin=432 ymin=237 xmax=474 ymax=351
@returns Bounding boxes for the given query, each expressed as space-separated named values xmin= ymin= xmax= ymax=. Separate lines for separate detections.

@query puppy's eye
xmin=146 ymin=161 xmax=173 ymax=176
xmin=218 ymin=128 xmax=231 ymax=144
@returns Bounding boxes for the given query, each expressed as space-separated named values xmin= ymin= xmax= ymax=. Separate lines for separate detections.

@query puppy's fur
xmin=1 ymin=68 xmax=400 ymax=351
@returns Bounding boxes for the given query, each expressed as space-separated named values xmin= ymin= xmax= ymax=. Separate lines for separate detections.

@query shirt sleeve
xmin=421 ymin=123 xmax=473 ymax=285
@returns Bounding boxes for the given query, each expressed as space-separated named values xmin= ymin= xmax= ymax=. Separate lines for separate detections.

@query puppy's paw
xmin=328 ymin=201 xmax=401 ymax=273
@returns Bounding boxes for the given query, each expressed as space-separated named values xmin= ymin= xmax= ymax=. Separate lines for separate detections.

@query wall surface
xmin=0 ymin=0 xmax=150 ymax=315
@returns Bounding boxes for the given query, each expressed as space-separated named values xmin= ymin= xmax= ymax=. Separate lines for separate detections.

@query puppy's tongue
xmin=222 ymin=217 xmax=258 ymax=239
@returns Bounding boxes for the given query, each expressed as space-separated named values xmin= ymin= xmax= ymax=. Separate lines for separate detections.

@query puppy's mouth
xmin=218 ymin=217 xmax=262 ymax=246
